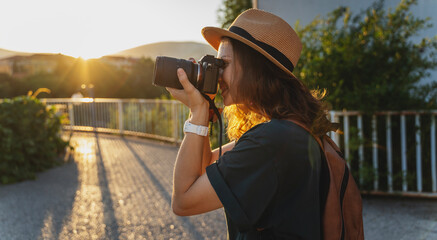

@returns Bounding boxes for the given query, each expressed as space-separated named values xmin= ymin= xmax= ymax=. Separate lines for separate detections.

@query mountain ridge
xmin=0 ymin=48 xmax=33 ymax=59
xmin=107 ymin=41 xmax=217 ymax=60
xmin=0 ymin=41 xmax=217 ymax=60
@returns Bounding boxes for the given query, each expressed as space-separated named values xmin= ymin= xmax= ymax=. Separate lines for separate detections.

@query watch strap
xmin=183 ymin=120 xmax=209 ymax=136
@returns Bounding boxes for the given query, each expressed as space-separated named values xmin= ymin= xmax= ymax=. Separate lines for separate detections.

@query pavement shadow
xmin=0 ymin=148 xmax=79 ymax=240
xmin=39 ymin=154 xmax=80 ymax=240
xmin=122 ymin=138 xmax=172 ymax=204
xmin=95 ymin=133 xmax=121 ymax=240
xmin=122 ymin=137 xmax=204 ymax=239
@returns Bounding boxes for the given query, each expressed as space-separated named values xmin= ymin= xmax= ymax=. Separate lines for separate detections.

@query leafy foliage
xmin=0 ymin=95 xmax=69 ymax=184
xmin=217 ymin=0 xmax=252 ymax=28
xmin=292 ymin=0 xmax=437 ymax=192
xmin=0 ymin=73 xmax=17 ymax=98
xmin=117 ymin=58 xmax=168 ymax=99
xmin=294 ymin=0 xmax=437 ymax=112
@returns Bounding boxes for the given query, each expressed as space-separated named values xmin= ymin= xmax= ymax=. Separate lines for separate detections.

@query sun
xmin=79 ymin=51 xmax=108 ymax=60
xmin=79 ymin=55 xmax=95 ymax=60
xmin=75 ymin=53 xmax=103 ymax=60
xmin=65 ymin=48 xmax=109 ymax=60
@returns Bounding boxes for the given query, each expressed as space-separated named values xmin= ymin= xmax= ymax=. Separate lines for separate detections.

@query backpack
xmin=291 ymin=120 xmax=364 ymax=240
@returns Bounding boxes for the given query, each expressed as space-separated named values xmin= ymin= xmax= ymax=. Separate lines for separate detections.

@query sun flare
xmin=68 ymin=51 xmax=106 ymax=60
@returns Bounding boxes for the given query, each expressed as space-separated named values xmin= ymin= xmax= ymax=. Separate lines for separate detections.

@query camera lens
xmin=153 ymin=57 xmax=199 ymax=89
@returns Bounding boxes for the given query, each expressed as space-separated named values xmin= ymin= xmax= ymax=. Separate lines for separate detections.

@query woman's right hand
xmin=166 ymin=68 xmax=207 ymax=109
xmin=166 ymin=67 xmax=209 ymax=125
xmin=166 ymin=57 xmax=219 ymax=125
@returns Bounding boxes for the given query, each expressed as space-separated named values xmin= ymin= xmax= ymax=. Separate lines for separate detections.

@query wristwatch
xmin=183 ymin=120 xmax=209 ymax=136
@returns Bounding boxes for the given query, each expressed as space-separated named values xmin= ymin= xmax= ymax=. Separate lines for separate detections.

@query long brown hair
xmin=224 ymin=38 xmax=338 ymax=141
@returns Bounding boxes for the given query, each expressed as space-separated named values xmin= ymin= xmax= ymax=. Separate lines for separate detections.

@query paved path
xmin=0 ymin=132 xmax=436 ymax=240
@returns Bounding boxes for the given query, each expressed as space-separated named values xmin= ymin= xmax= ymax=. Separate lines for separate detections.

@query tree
xmin=217 ymin=0 xmax=252 ymax=28
xmin=119 ymin=57 xmax=168 ymax=99
xmin=294 ymin=0 xmax=437 ymax=111
xmin=0 ymin=73 xmax=14 ymax=98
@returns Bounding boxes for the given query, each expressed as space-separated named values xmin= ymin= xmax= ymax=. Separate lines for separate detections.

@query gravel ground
xmin=0 ymin=132 xmax=436 ymax=240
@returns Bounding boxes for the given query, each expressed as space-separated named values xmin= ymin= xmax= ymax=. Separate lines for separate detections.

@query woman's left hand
xmin=166 ymin=68 xmax=209 ymax=119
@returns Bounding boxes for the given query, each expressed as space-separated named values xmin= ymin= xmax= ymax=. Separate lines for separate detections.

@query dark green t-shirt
xmin=206 ymin=119 xmax=322 ymax=239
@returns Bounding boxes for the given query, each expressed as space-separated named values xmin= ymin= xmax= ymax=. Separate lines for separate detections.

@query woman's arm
xmin=166 ymin=68 xmax=224 ymax=216
xmin=172 ymin=116 xmax=222 ymax=216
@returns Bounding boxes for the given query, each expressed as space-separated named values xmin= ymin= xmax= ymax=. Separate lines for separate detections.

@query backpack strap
xmin=323 ymin=135 xmax=342 ymax=155
xmin=287 ymin=120 xmax=324 ymax=151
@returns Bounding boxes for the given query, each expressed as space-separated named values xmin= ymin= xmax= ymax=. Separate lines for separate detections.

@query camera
xmin=153 ymin=55 xmax=225 ymax=94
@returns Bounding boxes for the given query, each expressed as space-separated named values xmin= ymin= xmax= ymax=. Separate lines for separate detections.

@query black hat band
xmin=229 ymin=26 xmax=294 ymax=72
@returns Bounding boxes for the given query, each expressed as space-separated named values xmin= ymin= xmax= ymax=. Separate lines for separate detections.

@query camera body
xmin=153 ymin=55 xmax=225 ymax=94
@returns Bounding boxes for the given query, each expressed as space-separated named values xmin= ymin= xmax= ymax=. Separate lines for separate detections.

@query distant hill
xmin=0 ymin=48 xmax=33 ymax=59
xmin=108 ymin=41 xmax=217 ymax=61
xmin=0 ymin=41 xmax=218 ymax=61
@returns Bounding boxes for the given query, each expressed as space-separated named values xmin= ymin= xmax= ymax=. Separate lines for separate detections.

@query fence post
xmin=415 ymin=114 xmax=422 ymax=192
xmin=331 ymin=111 xmax=340 ymax=146
xmin=140 ymin=100 xmax=146 ymax=133
xmin=357 ymin=114 xmax=364 ymax=185
xmin=68 ymin=102 xmax=75 ymax=131
xmin=91 ymin=100 xmax=96 ymax=132
xmin=401 ymin=114 xmax=408 ymax=192
xmin=344 ymin=114 xmax=350 ymax=167
xmin=386 ymin=114 xmax=393 ymax=192
xmin=372 ymin=115 xmax=378 ymax=191
xmin=118 ymin=100 xmax=124 ymax=135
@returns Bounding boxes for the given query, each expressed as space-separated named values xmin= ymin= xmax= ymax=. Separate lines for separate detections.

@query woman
xmin=166 ymin=9 xmax=337 ymax=239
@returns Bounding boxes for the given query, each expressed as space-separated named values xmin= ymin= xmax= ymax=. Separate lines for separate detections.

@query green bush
xmin=295 ymin=0 xmax=437 ymax=112
xmin=0 ymin=95 xmax=69 ymax=184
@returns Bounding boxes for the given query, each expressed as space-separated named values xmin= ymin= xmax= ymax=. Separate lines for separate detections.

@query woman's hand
xmin=166 ymin=68 xmax=208 ymax=112
xmin=166 ymin=68 xmax=209 ymax=126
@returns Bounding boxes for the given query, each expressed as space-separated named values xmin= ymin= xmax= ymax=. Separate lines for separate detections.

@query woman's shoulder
xmin=239 ymin=119 xmax=311 ymax=145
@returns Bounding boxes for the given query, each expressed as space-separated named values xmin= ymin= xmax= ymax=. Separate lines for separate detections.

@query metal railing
xmin=44 ymin=98 xmax=190 ymax=143
xmin=42 ymin=98 xmax=437 ymax=196
xmin=329 ymin=110 xmax=437 ymax=197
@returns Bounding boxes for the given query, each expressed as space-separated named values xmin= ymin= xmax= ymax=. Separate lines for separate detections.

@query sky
xmin=0 ymin=0 xmax=223 ymax=59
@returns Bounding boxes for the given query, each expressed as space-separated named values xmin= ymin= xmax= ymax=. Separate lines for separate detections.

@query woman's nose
xmin=218 ymin=69 xmax=224 ymax=82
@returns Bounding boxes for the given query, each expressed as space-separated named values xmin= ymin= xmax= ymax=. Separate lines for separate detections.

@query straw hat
xmin=202 ymin=8 xmax=302 ymax=78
